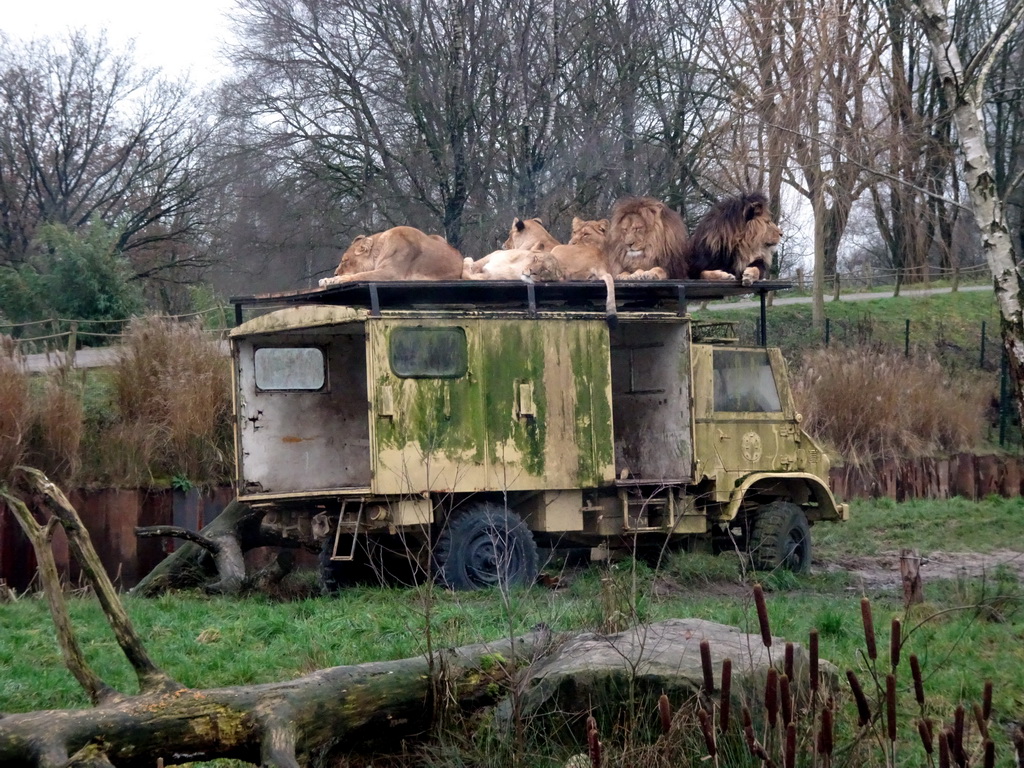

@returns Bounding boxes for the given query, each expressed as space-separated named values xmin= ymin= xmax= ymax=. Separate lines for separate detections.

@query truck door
xmin=368 ymin=317 xmax=615 ymax=495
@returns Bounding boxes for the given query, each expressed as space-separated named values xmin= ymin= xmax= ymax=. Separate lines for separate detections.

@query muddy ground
xmin=822 ymin=549 xmax=1024 ymax=590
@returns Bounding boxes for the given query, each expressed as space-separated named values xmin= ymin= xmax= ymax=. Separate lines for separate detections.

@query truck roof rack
xmin=230 ymin=278 xmax=792 ymax=322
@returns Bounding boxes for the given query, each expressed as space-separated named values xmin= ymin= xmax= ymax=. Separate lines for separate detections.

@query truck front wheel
xmin=750 ymin=501 xmax=812 ymax=573
xmin=434 ymin=504 xmax=539 ymax=590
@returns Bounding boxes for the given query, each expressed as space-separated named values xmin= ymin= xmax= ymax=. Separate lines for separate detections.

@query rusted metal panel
xmin=368 ymin=316 xmax=615 ymax=495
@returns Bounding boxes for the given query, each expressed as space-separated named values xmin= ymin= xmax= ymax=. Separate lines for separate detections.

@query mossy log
xmin=0 ymin=629 xmax=552 ymax=768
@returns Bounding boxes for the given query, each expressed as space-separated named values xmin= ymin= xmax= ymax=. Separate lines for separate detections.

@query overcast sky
xmin=1 ymin=0 xmax=237 ymax=85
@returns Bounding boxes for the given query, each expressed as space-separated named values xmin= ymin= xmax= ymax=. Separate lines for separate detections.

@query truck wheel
xmin=750 ymin=501 xmax=812 ymax=573
xmin=434 ymin=504 xmax=539 ymax=590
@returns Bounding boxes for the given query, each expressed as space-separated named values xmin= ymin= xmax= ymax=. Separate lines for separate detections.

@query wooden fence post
xmin=900 ymin=549 xmax=924 ymax=607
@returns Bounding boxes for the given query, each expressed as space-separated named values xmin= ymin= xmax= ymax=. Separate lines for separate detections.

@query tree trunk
xmin=131 ymin=500 xmax=264 ymax=596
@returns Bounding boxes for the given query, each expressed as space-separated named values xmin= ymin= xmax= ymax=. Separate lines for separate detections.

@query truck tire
xmin=434 ymin=504 xmax=539 ymax=590
xmin=750 ymin=501 xmax=812 ymax=573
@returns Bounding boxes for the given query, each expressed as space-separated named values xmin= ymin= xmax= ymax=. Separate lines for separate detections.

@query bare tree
xmin=714 ymin=0 xmax=886 ymax=327
xmin=0 ymin=32 xmax=216 ymax=290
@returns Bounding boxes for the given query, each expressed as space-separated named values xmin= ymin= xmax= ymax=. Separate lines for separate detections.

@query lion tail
xmin=601 ymin=272 xmax=618 ymax=329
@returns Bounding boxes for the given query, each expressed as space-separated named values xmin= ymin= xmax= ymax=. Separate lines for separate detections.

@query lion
xmin=605 ymin=197 xmax=688 ymax=280
xmin=685 ymin=192 xmax=782 ymax=286
xmin=503 ymin=217 xmax=561 ymax=252
xmin=463 ymin=249 xmax=564 ymax=281
xmin=318 ymin=226 xmax=463 ymax=286
xmin=502 ymin=216 xmax=618 ymax=322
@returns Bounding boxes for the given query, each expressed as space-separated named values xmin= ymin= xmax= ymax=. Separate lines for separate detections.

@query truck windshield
xmin=713 ymin=349 xmax=782 ymax=413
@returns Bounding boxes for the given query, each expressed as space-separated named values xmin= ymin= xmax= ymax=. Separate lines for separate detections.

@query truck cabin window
xmin=389 ymin=326 xmax=468 ymax=378
xmin=713 ymin=349 xmax=782 ymax=413
xmin=254 ymin=347 xmax=326 ymax=391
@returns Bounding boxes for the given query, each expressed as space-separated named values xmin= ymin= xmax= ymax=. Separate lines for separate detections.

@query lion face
xmin=568 ymin=218 xmax=609 ymax=249
xmin=739 ymin=212 xmax=783 ymax=265
xmin=335 ymin=234 xmax=374 ymax=276
xmin=503 ymin=218 xmax=560 ymax=252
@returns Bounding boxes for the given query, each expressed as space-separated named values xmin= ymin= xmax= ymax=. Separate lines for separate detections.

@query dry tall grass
xmin=27 ymin=373 xmax=84 ymax=484
xmin=792 ymin=345 xmax=986 ymax=466
xmin=0 ymin=336 xmax=30 ymax=482
xmin=102 ymin=316 xmax=232 ymax=487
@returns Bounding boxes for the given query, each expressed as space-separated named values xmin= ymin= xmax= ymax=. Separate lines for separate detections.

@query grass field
xmin=2 ymin=496 xmax=1023 ymax=766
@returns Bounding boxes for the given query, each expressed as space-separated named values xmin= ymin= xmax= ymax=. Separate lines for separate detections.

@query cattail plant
xmin=765 ymin=667 xmax=779 ymax=729
xmin=861 ymin=597 xmax=877 ymax=661
xmin=846 ymin=669 xmax=872 ymax=727
xmin=587 ymin=715 xmax=601 ymax=768
xmin=700 ymin=639 xmax=715 ymax=693
xmin=754 ymin=584 xmax=772 ymax=648
xmin=919 ymin=718 xmax=934 ymax=757
xmin=953 ymin=704 xmax=966 ymax=767
xmin=939 ymin=731 xmax=951 ymax=768
xmin=973 ymin=703 xmax=989 ymax=740
xmin=911 ymin=654 xmax=926 ymax=710
xmin=982 ymin=680 xmax=992 ymax=721
xmin=658 ymin=693 xmax=671 ymax=735
xmin=817 ymin=705 xmax=834 ymax=766
xmin=785 ymin=722 xmax=796 ymax=768
xmin=720 ymin=658 xmax=732 ymax=731
xmin=780 ymin=674 xmax=792 ymax=727
xmin=890 ymin=618 xmax=901 ymax=670
xmin=886 ymin=673 xmax=897 ymax=746
xmin=698 ymin=707 xmax=717 ymax=761
xmin=784 ymin=642 xmax=794 ymax=682
xmin=809 ymin=628 xmax=820 ymax=695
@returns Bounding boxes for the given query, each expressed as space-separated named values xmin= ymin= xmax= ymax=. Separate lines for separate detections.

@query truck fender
xmin=720 ymin=472 xmax=849 ymax=523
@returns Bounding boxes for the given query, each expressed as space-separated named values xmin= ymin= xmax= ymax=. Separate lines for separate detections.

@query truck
xmin=228 ymin=279 xmax=847 ymax=591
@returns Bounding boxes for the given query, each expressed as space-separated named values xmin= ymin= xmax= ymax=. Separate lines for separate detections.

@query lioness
xmin=319 ymin=226 xmax=463 ymax=286
xmin=503 ymin=217 xmax=561 ymax=252
xmin=463 ymin=249 xmax=564 ymax=281
xmin=605 ymin=197 xmax=688 ymax=280
xmin=685 ymin=192 xmax=782 ymax=286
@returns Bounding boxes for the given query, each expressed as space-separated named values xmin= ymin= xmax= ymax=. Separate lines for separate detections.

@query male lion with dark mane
xmin=605 ymin=196 xmax=688 ymax=280
xmin=319 ymin=226 xmax=463 ymax=286
xmin=685 ymin=192 xmax=782 ymax=286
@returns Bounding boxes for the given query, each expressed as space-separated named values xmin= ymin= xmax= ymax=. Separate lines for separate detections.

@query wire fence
xmin=0 ymin=306 xmax=234 ymax=366
xmin=781 ymin=262 xmax=992 ymax=293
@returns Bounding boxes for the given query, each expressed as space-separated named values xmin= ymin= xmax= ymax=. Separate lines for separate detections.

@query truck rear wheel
xmin=750 ymin=501 xmax=812 ymax=573
xmin=434 ymin=504 xmax=539 ymax=590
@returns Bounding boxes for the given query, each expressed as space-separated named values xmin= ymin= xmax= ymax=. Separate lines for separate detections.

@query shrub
xmin=101 ymin=316 xmax=232 ymax=487
xmin=792 ymin=345 xmax=986 ymax=466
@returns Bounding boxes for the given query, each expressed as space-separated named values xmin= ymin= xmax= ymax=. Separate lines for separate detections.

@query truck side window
xmin=254 ymin=347 xmax=326 ymax=391
xmin=713 ymin=349 xmax=782 ymax=412
xmin=389 ymin=326 xmax=468 ymax=378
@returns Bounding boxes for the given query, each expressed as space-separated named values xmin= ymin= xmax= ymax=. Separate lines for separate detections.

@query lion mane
xmin=605 ymin=197 xmax=688 ymax=280
xmin=685 ymin=192 xmax=782 ymax=286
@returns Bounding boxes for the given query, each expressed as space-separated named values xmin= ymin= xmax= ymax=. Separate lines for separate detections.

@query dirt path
xmin=822 ymin=549 xmax=1024 ymax=590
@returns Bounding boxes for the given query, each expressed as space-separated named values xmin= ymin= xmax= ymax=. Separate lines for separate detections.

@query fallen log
xmin=0 ymin=629 xmax=555 ymax=768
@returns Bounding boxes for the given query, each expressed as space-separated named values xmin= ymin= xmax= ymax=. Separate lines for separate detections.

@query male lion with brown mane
xmin=685 ymin=192 xmax=782 ymax=286
xmin=319 ymin=226 xmax=463 ymax=286
xmin=605 ymin=196 xmax=688 ymax=280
